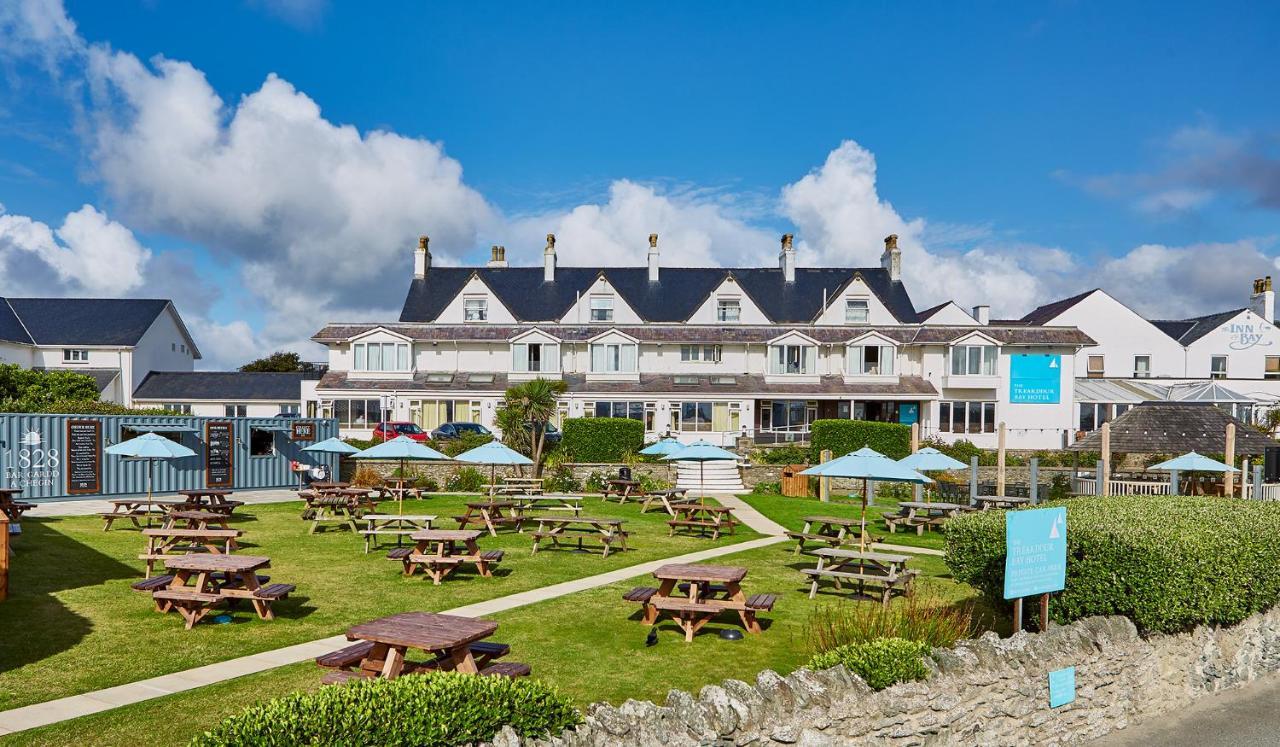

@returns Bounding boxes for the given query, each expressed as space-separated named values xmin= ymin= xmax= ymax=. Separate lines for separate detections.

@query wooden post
xmin=1039 ymin=593 xmax=1050 ymax=631
xmin=910 ymin=422 xmax=920 ymax=453
xmin=996 ymin=422 xmax=1007 ymax=497
xmin=819 ymin=448 xmax=832 ymax=503
xmin=1012 ymin=597 xmax=1023 ymax=632
xmin=1224 ymin=423 xmax=1237 ymax=497
xmin=1100 ymin=421 xmax=1111 ymax=497
xmin=0 ymin=516 xmax=8 ymax=602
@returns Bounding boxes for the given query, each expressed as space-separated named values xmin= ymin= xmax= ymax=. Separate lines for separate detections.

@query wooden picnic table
xmin=164 ymin=510 xmax=232 ymax=531
xmin=624 ymin=563 xmax=776 ymax=642
xmin=388 ymin=529 xmax=504 ymax=585
xmin=176 ymin=489 xmax=244 ymax=516
xmin=530 ymin=516 xmax=628 ymax=557
xmin=302 ymin=488 xmax=377 ymax=533
xmin=602 ymin=479 xmax=644 ymax=502
xmin=154 ymin=554 xmax=293 ymax=629
xmin=308 ymin=481 xmax=349 ymax=491
xmin=500 ymin=477 xmax=544 ymax=496
xmin=99 ymin=498 xmax=190 ymax=530
xmin=667 ymin=502 xmax=738 ymax=540
xmin=514 ymin=495 xmax=583 ymax=516
xmin=315 ymin=611 xmax=528 ymax=683
xmin=884 ymin=501 xmax=968 ymax=535
xmin=454 ymin=500 xmax=524 ymax=537
xmin=801 ymin=548 xmax=916 ymax=604
xmin=0 ymin=489 xmax=33 ymax=525
xmin=974 ymin=495 xmax=1032 ymax=510
xmin=359 ymin=513 xmax=436 ymax=553
xmin=640 ymin=488 xmax=689 ymax=516
xmin=139 ymin=526 xmax=242 ymax=577
xmin=785 ymin=515 xmax=862 ymax=555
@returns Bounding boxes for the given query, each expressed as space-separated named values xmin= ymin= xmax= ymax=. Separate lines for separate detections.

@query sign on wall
xmin=1009 ymin=354 xmax=1061 ymax=404
xmin=290 ymin=421 xmax=317 ymax=441
xmin=66 ymin=419 xmax=101 ymax=494
xmin=205 ymin=421 xmax=234 ymax=488
xmin=1223 ymin=320 xmax=1274 ymax=350
xmin=1004 ymin=506 xmax=1067 ymax=599
xmin=3 ymin=427 xmax=59 ymax=490
xmin=897 ymin=403 xmax=919 ymax=426
xmin=1048 ymin=667 xmax=1076 ymax=708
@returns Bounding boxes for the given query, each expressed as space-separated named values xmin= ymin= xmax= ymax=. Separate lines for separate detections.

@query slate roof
xmin=0 ymin=300 xmax=31 ymax=344
xmin=1019 ymin=289 xmax=1098 ymax=325
xmin=399 ymin=266 xmax=918 ymax=324
xmin=1070 ymin=402 xmax=1275 ymax=455
xmin=1150 ymin=309 xmax=1246 ymax=346
xmin=0 ymin=298 xmax=197 ymax=353
xmin=133 ymin=372 xmax=303 ymax=401
xmin=915 ymin=302 xmax=952 ymax=322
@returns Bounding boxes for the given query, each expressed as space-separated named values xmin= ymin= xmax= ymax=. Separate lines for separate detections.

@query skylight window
xmin=425 ymin=373 xmax=454 ymax=383
xmin=673 ymin=375 xmax=700 ymax=385
xmin=468 ymin=373 xmax=495 ymax=384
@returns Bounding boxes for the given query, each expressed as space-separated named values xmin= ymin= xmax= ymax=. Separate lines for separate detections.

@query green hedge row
xmin=810 ymin=419 xmax=911 ymax=461
xmin=808 ymin=637 xmax=932 ymax=690
xmin=946 ymin=496 xmax=1280 ymax=633
xmin=191 ymin=672 xmax=580 ymax=746
xmin=562 ymin=417 xmax=644 ymax=462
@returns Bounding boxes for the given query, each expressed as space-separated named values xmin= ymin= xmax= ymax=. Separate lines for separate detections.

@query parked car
xmin=430 ymin=422 xmax=493 ymax=440
xmin=372 ymin=421 xmax=430 ymax=442
xmin=531 ymin=421 xmax=562 ymax=445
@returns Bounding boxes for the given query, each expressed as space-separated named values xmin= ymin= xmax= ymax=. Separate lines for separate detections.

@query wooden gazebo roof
xmin=1070 ymin=402 xmax=1276 ymax=455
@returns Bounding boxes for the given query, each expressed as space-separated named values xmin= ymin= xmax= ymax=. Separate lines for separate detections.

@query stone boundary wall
xmin=487 ymin=608 xmax=1280 ymax=746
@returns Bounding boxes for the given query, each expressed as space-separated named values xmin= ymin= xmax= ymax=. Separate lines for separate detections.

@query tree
xmin=0 ymin=364 xmax=100 ymax=409
xmin=495 ymin=378 xmax=567 ymax=476
xmin=239 ymin=351 xmax=318 ymax=373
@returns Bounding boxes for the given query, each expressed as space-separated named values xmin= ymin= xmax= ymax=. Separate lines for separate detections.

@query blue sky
xmin=1 ymin=0 xmax=1278 ymax=367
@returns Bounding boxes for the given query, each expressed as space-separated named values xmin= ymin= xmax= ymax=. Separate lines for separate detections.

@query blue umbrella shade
xmin=897 ymin=447 xmax=967 ymax=473
xmin=105 ymin=431 xmax=196 ymax=459
xmin=661 ymin=440 xmax=740 ymax=462
xmin=454 ymin=440 xmax=533 ymax=466
xmin=302 ymin=437 xmax=361 ymax=455
xmin=1148 ymin=452 xmax=1238 ymax=473
xmin=351 ymin=435 xmax=449 ymax=462
xmin=639 ymin=438 xmax=685 ymax=456
xmin=801 ymin=447 xmax=932 ymax=483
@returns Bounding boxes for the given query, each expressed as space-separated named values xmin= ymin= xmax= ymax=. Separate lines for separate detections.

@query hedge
xmin=807 ymin=637 xmax=932 ymax=691
xmin=191 ymin=672 xmax=581 ymax=746
xmin=946 ymin=496 xmax=1280 ymax=634
xmin=562 ymin=417 xmax=644 ymax=462
xmin=810 ymin=419 xmax=911 ymax=461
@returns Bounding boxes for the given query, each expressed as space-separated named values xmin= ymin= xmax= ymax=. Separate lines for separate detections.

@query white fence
xmin=1073 ymin=474 xmax=1280 ymax=500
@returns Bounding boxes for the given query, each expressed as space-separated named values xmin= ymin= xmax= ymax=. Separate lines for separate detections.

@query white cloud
xmin=0 ymin=0 xmax=81 ymax=74
xmin=0 ymin=204 xmax=149 ymax=295
xmin=1092 ymin=240 xmax=1278 ymax=319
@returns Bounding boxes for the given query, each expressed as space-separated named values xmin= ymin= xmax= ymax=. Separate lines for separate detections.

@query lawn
xmin=2 ymin=491 xmax=992 ymax=747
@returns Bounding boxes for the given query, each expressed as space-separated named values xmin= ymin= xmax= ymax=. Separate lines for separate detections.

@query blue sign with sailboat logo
xmin=1009 ymin=354 xmax=1061 ymax=404
xmin=1004 ymin=506 xmax=1067 ymax=599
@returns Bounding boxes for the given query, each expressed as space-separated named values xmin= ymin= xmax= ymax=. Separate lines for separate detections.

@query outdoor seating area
xmin=530 ymin=516 xmax=629 ymax=557
xmin=624 ymin=563 xmax=776 ymax=643
xmin=785 ymin=515 xmax=863 ymax=555
xmin=390 ymin=529 xmax=505 ymax=584
xmin=883 ymin=501 xmax=969 ymax=535
xmin=454 ymin=500 xmax=526 ymax=536
xmin=801 ymin=548 xmax=917 ymax=604
xmin=667 ymin=502 xmax=738 ymax=540
xmin=359 ymin=513 xmax=437 ymax=553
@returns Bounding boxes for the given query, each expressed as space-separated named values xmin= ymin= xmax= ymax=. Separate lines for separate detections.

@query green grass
xmin=739 ymin=491 xmax=948 ymax=552
xmin=2 ymin=492 xmax=987 ymax=746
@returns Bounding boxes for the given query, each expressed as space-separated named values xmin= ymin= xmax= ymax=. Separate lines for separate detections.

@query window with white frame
xmin=585 ymin=400 xmax=657 ymax=431
xmin=512 ymin=341 xmax=559 ymax=373
xmin=716 ymin=298 xmax=740 ymax=322
xmin=463 ymin=298 xmax=487 ymax=322
xmin=589 ymin=342 xmax=637 ymax=373
xmin=162 ymin=403 xmax=192 ymax=414
xmin=845 ymin=299 xmax=870 ymax=324
xmin=63 ymin=348 xmax=89 ymax=362
xmin=949 ymin=344 xmax=997 ymax=376
xmin=769 ymin=343 xmax=815 ymax=375
xmin=1133 ymin=355 xmax=1151 ymax=378
xmin=846 ymin=344 xmax=895 ymax=376
xmin=1211 ymin=355 xmax=1228 ymax=379
xmin=673 ymin=401 xmax=741 ymax=432
xmin=277 ymin=403 xmax=300 ymax=415
xmin=331 ymin=398 xmax=384 ymax=427
xmin=589 ymin=296 xmax=614 ymax=322
xmin=680 ymin=344 xmax=722 ymax=363
xmin=353 ymin=341 xmax=411 ymax=372
xmin=410 ymin=399 xmax=481 ymax=430
xmin=938 ymin=400 xmax=996 ymax=434
xmin=224 ymin=404 xmax=247 ymax=418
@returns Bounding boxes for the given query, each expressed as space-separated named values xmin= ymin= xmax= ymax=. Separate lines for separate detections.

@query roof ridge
xmin=2 ymin=297 xmax=34 ymax=344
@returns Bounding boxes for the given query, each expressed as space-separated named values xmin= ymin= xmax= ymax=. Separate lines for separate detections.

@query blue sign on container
xmin=1009 ymin=354 xmax=1062 ymax=404
xmin=1004 ymin=506 xmax=1067 ymax=599
xmin=1048 ymin=666 xmax=1076 ymax=708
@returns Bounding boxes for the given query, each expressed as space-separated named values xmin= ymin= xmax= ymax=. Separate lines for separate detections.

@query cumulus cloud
xmin=1091 ymin=240 xmax=1280 ymax=319
xmin=0 ymin=204 xmax=149 ymax=295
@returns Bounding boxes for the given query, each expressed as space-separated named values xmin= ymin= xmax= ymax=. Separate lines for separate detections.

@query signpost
xmin=1004 ymin=506 xmax=1067 ymax=631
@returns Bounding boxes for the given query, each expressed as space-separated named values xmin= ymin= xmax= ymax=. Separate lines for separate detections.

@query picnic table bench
xmin=389 ymin=529 xmax=504 ymax=585
xmin=139 ymin=527 xmax=242 ymax=577
xmin=785 ymin=515 xmax=862 ymax=555
xmin=453 ymin=500 xmax=525 ymax=537
xmin=640 ymin=488 xmax=689 ymax=516
xmin=514 ymin=494 xmax=583 ymax=516
xmin=667 ymin=503 xmax=738 ymax=540
xmin=801 ymin=548 xmax=917 ymax=605
xmin=317 ymin=611 xmax=528 ymax=683
xmin=530 ymin=516 xmax=628 ymax=557
xmin=163 ymin=509 xmax=233 ymax=531
xmin=153 ymin=554 xmax=293 ymax=629
xmin=176 ymin=489 xmax=244 ymax=515
xmin=884 ymin=501 xmax=968 ymax=535
xmin=302 ymin=488 xmax=377 ymax=533
xmin=495 ymin=477 xmax=544 ymax=497
xmin=0 ymin=489 xmax=33 ymax=525
xmin=602 ymin=479 xmax=644 ymax=502
xmin=100 ymin=498 xmax=191 ymax=530
xmin=974 ymin=495 xmax=1032 ymax=510
xmin=624 ymin=563 xmax=775 ymax=642
xmin=359 ymin=514 xmax=436 ymax=553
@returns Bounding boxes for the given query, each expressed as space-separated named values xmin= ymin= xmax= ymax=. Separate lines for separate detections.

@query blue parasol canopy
xmin=302 ymin=437 xmax=360 ymax=455
xmin=897 ymin=447 xmax=967 ymax=473
xmin=639 ymin=438 xmax=685 ymax=456
xmin=455 ymin=440 xmax=533 ymax=466
xmin=661 ymin=440 xmax=740 ymax=462
xmin=1148 ymin=451 xmax=1238 ymax=473
xmin=105 ymin=432 xmax=196 ymax=459
xmin=801 ymin=447 xmax=932 ymax=483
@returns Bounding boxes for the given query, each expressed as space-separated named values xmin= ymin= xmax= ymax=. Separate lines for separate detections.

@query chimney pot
xmin=544 ymin=234 xmax=556 ymax=282
xmin=881 ymin=234 xmax=902 ymax=282
xmin=647 ymin=233 xmax=660 ymax=283
xmin=779 ymin=233 xmax=796 ymax=283
xmin=487 ymin=244 xmax=509 ymax=268
xmin=413 ymin=234 xmax=430 ymax=278
xmin=884 ymin=234 xmax=898 ymax=250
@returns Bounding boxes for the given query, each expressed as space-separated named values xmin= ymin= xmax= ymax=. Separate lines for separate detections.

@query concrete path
xmin=1091 ymin=674 xmax=1280 ymax=746
xmin=0 ymin=534 xmax=788 ymax=736
xmin=708 ymin=493 xmax=787 ymax=535
xmin=24 ymin=488 xmax=300 ymax=518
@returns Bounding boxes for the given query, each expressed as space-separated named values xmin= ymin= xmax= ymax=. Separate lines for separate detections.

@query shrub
xmin=192 ymin=671 xmax=581 ymax=746
xmin=946 ymin=496 xmax=1280 ymax=633
xmin=636 ymin=473 xmax=671 ymax=492
xmin=415 ymin=477 xmax=441 ymax=492
xmin=562 ymin=418 xmax=644 ymax=462
xmin=542 ymin=464 xmax=580 ymax=493
xmin=350 ymin=465 xmax=384 ymax=487
xmin=806 ymin=638 xmax=932 ymax=691
xmin=583 ymin=470 xmax=611 ymax=494
xmin=434 ymin=431 xmax=493 ymax=458
xmin=805 ymin=588 xmax=979 ymax=652
xmin=810 ymin=419 xmax=910 ymax=461
xmin=751 ymin=480 xmax=782 ymax=495
xmin=753 ymin=445 xmax=810 ymax=465
xmin=446 ymin=466 xmax=487 ymax=493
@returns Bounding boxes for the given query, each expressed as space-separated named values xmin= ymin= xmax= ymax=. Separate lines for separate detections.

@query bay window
xmin=353 ymin=341 xmax=411 ymax=372
xmin=846 ymin=344 xmax=895 ymax=376
xmin=950 ymin=344 xmax=997 ymax=376
xmin=769 ymin=343 xmax=815 ymax=375
xmin=589 ymin=342 xmax=637 ymax=373
xmin=674 ymin=401 xmax=741 ymax=432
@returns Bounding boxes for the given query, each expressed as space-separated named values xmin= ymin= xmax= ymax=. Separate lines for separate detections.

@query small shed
xmin=1070 ymin=402 xmax=1275 ymax=455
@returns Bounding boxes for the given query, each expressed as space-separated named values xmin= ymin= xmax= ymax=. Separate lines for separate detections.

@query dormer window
xmin=464 ymin=298 xmax=488 ymax=322
xmin=513 ymin=341 xmax=559 ymax=373
xmin=769 ymin=343 xmax=815 ymax=375
xmin=845 ymin=299 xmax=869 ymax=324
xmin=590 ymin=297 xmax=614 ymax=322
xmin=951 ymin=344 xmax=997 ymax=376
xmin=717 ymin=299 xmax=740 ymax=322
xmin=590 ymin=342 xmax=636 ymax=372
xmin=847 ymin=344 xmax=895 ymax=376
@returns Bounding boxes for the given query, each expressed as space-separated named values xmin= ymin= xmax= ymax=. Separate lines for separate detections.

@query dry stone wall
xmin=487 ymin=607 xmax=1280 ymax=746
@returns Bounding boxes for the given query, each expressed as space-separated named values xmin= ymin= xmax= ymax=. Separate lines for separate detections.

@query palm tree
xmin=496 ymin=378 xmax=567 ymax=476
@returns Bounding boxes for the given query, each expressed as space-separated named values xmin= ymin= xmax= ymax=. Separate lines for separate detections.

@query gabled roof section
xmin=2 ymin=298 xmax=182 ymax=348
xmin=133 ymin=371 xmax=303 ymax=402
xmin=1151 ymin=308 xmax=1247 ymax=346
xmin=1019 ymin=289 xmax=1100 ymax=325
xmin=350 ymin=325 xmax=413 ymax=342
xmin=734 ymin=267 xmax=917 ymax=323
xmin=0 ymin=298 xmax=32 ymax=344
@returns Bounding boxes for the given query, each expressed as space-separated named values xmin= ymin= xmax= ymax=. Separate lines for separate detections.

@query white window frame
xmin=769 ymin=343 xmax=816 ymax=376
xmin=846 ymin=344 xmax=896 ymax=376
xmin=1133 ymin=355 xmax=1151 ymax=379
xmin=680 ymin=344 xmax=722 ymax=363
xmin=845 ymin=298 xmax=870 ymax=324
xmin=716 ymin=298 xmax=741 ymax=323
xmin=589 ymin=342 xmax=637 ymax=373
xmin=63 ymin=348 xmax=90 ymax=363
xmin=352 ymin=341 xmax=411 ymax=372
xmin=1210 ymin=355 xmax=1228 ymax=379
xmin=589 ymin=296 xmax=614 ymax=322
xmin=950 ymin=345 xmax=998 ymax=377
xmin=463 ymin=297 xmax=488 ymax=322
xmin=512 ymin=341 xmax=559 ymax=373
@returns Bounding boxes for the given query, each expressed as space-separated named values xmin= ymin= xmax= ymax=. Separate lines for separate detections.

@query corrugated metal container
xmin=0 ymin=414 xmax=340 ymax=501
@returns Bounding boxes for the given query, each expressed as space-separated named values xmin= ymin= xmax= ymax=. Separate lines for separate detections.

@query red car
xmin=371 ymin=421 xmax=430 ymax=442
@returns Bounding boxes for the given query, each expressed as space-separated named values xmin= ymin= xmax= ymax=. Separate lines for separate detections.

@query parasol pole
xmin=860 ymin=476 xmax=868 ymax=552
xmin=146 ymin=458 xmax=155 ymax=528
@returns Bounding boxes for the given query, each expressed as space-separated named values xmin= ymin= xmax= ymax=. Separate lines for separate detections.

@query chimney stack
xmin=413 ymin=235 xmax=430 ymax=279
xmin=543 ymin=234 xmax=556 ymax=283
xmin=1251 ymin=276 xmax=1274 ymax=324
xmin=779 ymin=233 xmax=796 ymax=283
xmin=881 ymin=234 xmax=901 ymax=282
xmin=647 ymin=233 xmax=660 ymax=283
xmin=972 ymin=304 xmax=990 ymax=325
xmin=487 ymin=245 xmax=508 ymax=268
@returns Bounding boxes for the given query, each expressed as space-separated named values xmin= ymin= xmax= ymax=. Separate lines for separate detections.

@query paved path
xmin=24 ymin=489 xmax=300 ymax=518
xmin=1091 ymin=674 xmax=1280 ymax=746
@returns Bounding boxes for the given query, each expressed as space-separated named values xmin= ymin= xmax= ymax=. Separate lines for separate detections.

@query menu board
xmin=66 ymin=419 xmax=102 ymax=494
xmin=290 ymin=421 xmax=317 ymax=442
xmin=205 ymin=421 xmax=234 ymax=488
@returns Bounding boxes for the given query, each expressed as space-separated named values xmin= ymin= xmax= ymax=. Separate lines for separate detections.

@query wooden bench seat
xmin=131 ymin=574 xmax=174 ymax=592
xmin=746 ymin=593 xmax=778 ymax=611
xmin=254 ymin=583 xmax=296 ymax=600
xmin=479 ymin=549 xmax=505 ymax=563
xmin=480 ymin=662 xmax=531 ymax=678
xmin=215 ymin=573 xmax=270 ymax=589
xmin=623 ymin=586 xmax=658 ymax=603
xmin=152 ymin=588 xmax=225 ymax=629
xmin=153 ymin=589 xmax=223 ymax=604
xmin=651 ymin=597 xmax=732 ymax=615
xmin=676 ymin=582 xmax=729 ymax=597
xmin=386 ymin=547 xmax=413 ymax=560
xmin=409 ymin=554 xmax=465 ymax=566
xmin=316 ymin=641 xmax=376 ymax=669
